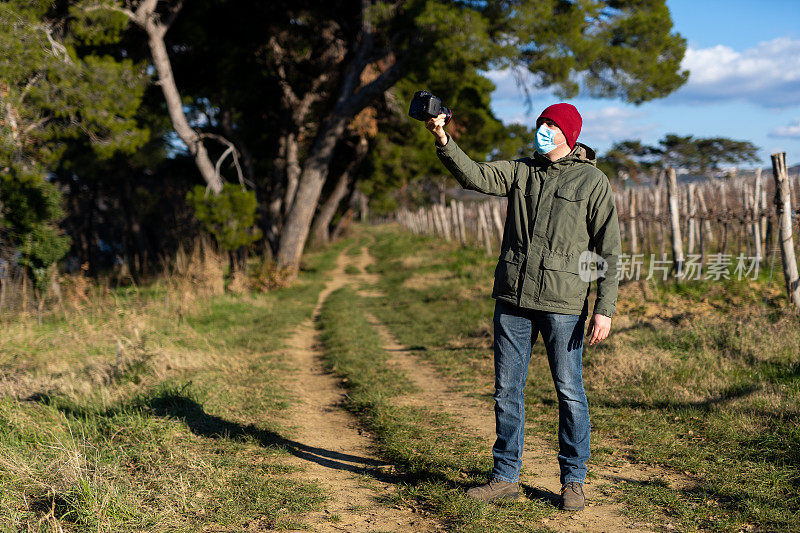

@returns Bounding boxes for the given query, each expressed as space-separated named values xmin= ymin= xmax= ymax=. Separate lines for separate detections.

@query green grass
xmin=318 ymin=285 xmax=554 ymax=532
xmin=359 ymin=223 xmax=800 ymax=533
xmin=0 ymin=236 xmax=352 ymax=531
xmin=3 ymin=221 xmax=797 ymax=531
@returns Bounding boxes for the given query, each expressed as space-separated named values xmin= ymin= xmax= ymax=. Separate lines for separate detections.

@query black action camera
xmin=408 ymin=90 xmax=452 ymax=125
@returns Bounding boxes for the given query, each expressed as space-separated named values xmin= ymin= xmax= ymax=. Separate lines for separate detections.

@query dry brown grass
xmin=401 ymin=270 xmax=451 ymax=290
xmin=161 ymin=238 xmax=225 ymax=312
xmin=0 ymin=238 xmax=240 ymax=407
xmin=584 ymin=275 xmax=800 ymax=406
xmin=247 ymin=259 xmax=296 ymax=291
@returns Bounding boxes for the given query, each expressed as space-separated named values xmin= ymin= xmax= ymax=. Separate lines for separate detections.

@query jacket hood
xmin=570 ymin=142 xmax=596 ymax=163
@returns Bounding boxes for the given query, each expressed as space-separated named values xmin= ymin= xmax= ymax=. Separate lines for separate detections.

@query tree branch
xmin=40 ymin=24 xmax=72 ymax=64
xmin=342 ymin=56 xmax=404 ymax=117
xmin=19 ymin=72 xmax=44 ymax=102
xmin=199 ymin=132 xmax=253 ymax=191
xmin=267 ymin=35 xmax=301 ymax=111
xmin=82 ymin=2 xmax=137 ymax=22
xmin=134 ymin=0 xmax=160 ymax=26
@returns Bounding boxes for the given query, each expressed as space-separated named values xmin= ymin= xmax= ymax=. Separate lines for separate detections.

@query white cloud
xmin=770 ymin=118 xmax=800 ymax=138
xmin=486 ymin=37 xmax=800 ymax=109
xmin=676 ymin=37 xmax=800 ymax=107
xmin=579 ymin=107 xmax=656 ymax=143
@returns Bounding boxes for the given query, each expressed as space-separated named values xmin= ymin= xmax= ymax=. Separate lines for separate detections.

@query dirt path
xmin=349 ymin=244 xmax=688 ymax=533
xmin=276 ymin=240 xmax=689 ymax=532
xmin=279 ymin=248 xmax=444 ymax=533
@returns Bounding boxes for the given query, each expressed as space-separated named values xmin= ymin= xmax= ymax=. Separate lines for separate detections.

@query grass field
xmin=0 ymin=222 xmax=797 ymax=532
xmin=0 ymin=237 xmax=351 ymax=531
xmin=360 ymin=223 xmax=799 ymax=533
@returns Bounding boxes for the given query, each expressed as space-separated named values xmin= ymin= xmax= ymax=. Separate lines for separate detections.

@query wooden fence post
xmin=666 ymin=167 xmax=684 ymax=277
xmin=477 ymin=204 xmax=492 ymax=255
xmin=770 ymin=152 xmax=800 ymax=309
xmin=687 ymin=184 xmax=697 ymax=254
xmin=629 ymin=189 xmax=639 ymax=254
xmin=752 ymin=168 xmax=763 ymax=262
xmin=449 ymin=199 xmax=461 ymax=245
xmin=456 ymin=200 xmax=467 ymax=246
xmin=436 ymin=204 xmax=450 ymax=241
xmin=491 ymin=204 xmax=504 ymax=248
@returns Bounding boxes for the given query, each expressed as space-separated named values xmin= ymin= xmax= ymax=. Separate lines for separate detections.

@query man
xmin=425 ymin=102 xmax=620 ymax=511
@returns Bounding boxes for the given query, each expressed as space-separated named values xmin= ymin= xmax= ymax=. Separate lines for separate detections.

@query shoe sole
xmin=561 ymin=503 xmax=585 ymax=511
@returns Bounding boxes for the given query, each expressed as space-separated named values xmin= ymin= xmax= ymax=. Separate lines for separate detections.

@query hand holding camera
xmin=426 ymin=114 xmax=448 ymax=146
xmin=408 ymin=90 xmax=451 ymax=147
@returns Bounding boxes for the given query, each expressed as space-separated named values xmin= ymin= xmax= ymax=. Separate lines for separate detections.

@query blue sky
xmin=485 ymin=0 xmax=800 ymax=168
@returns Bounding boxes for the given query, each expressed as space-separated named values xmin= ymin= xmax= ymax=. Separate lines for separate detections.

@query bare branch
xmin=133 ymin=0 xmax=159 ymax=25
xmin=267 ymin=36 xmax=300 ymax=110
xmin=81 ymin=3 xmax=137 ymax=21
xmin=30 ymin=23 xmax=73 ymax=64
xmin=20 ymin=72 xmax=44 ymax=102
xmin=343 ymin=57 xmax=403 ymax=117
xmin=293 ymin=73 xmax=330 ymax=125
xmin=200 ymin=132 xmax=253 ymax=189
xmin=22 ymin=116 xmax=49 ymax=136
xmin=214 ymin=144 xmax=251 ymax=190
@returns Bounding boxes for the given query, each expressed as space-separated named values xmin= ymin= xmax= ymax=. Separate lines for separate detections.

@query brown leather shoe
xmin=466 ymin=478 xmax=519 ymax=502
xmin=560 ymin=481 xmax=585 ymax=511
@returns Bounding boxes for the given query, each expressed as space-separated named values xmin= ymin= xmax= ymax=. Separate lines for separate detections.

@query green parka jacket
xmin=436 ymin=133 xmax=621 ymax=318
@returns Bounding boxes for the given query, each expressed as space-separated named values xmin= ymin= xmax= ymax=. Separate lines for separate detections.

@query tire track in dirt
xmin=349 ymin=243 xmax=689 ymax=533
xmin=278 ymin=247 xmax=444 ymax=533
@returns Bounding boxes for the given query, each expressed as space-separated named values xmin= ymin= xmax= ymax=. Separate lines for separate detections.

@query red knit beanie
xmin=536 ymin=103 xmax=582 ymax=149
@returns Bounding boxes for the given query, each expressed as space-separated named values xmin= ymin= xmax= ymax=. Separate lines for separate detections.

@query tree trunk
xmin=274 ymin=8 xmax=405 ymax=272
xmin=276 ymin=112 xmax=349 ymax=271
xmin=282 ymin=132 xmax=301 ymax=216
xmin=143 ymin=20 xmax=223 ymax=194
xmin=120 ymin=178 xmax=152 ymax=280
xmin=311 ymin=136 xmax=368 ymax=247
xmin=87 ymin=180 xmax=100 ymax=277
xmin=331 ymin=208 xmax=355 ymax=241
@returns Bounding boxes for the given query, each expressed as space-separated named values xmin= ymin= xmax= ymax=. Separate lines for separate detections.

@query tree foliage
xmin=599 ymin=134 xmax=761 ymax=181
xmin=0 ymin=0 xmax=148 ymax=287
xmin=0 ymin=0 xmax=693 ymax=281
xmin=186 ymin=184 xmax=262 ymax=252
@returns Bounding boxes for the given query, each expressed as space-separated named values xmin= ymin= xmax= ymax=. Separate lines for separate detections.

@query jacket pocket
xmin=539 ymin=251 xmax=588 ymax=307
xmin=549 ymin=185 xmax=590 ymax=239
xmin=554 ymin=185 xmax=588 ymax=201
xmin=493 ymin=248 xmax=522 ymax=297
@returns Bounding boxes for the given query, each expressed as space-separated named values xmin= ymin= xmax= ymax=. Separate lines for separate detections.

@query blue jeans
xmin=491 ymin=298 xmax=590 ymax=486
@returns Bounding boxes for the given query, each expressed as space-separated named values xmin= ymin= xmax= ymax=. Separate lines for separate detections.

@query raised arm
xmin=426 ymin=115 xmax=515 ymax=197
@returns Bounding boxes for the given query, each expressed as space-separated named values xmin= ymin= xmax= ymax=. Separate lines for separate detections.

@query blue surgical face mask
xmin=535 ymin=124 xmax=566 ymax=154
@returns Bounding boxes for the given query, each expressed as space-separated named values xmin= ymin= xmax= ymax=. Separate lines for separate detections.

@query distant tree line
xmin=598 ymin=135 xmax=760 ymax=184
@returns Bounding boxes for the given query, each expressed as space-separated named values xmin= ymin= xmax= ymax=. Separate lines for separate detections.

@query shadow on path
xmin=27 ymin=389 xmax=405 ymax=482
